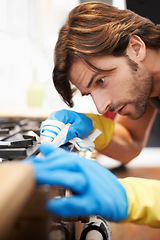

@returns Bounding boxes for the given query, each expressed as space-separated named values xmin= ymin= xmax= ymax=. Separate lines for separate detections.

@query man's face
xmin=69 ymin=55 xmax=153 ymax=119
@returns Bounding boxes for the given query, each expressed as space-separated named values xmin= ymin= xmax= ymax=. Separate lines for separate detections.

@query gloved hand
xmin=40 ymin=109 xmax=94 ymax=146
xmin=29 ymin=143 xmax=128 ymax=222
xmin=40 ymin=109 xmax=114 ymax=151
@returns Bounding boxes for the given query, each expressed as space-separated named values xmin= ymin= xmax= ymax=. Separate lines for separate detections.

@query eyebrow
xmin=87 ymin=72 xmax=99 ymax=88
xmin=86 ymin=67 xmax=117 ymax=92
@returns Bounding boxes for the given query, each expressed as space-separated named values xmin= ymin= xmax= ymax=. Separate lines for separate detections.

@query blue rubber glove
xmin=29 ymin=143 xmax=128 ymax=222
xmin=40 ymin=109 xmax=93 ymax=145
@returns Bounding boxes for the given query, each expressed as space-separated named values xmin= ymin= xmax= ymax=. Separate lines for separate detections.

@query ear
xmin=126 ymin=35 xmax=146 ymax=61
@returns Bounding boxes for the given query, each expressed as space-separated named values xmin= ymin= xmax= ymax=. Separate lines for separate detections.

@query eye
xmin=96 ymin=77 xmax=105 ymax=86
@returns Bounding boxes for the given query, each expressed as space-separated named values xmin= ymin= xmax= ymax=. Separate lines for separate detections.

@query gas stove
xmin=0 ymin=117 xmax=42 ymax=161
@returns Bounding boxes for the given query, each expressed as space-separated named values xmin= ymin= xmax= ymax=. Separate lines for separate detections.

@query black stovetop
xmin=0 ymin=117 xmax=42 ymax=161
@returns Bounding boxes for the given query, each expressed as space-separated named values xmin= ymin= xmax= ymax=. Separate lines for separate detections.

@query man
xmin=41 ymin=1 xmax=159 ymax=164
xmin=36 ymin=2 xmax=160 ymax=229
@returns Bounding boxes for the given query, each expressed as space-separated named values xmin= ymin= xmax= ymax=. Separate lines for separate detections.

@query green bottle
xmin=27 ymin=69 xmax=44 ymax=107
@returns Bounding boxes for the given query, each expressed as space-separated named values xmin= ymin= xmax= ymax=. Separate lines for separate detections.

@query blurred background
xmin=0 ymin=0 xmax=125 ymax=112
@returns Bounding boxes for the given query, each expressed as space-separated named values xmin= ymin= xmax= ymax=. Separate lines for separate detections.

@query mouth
xmin=117 ymin=104 xmax=127 ymax=115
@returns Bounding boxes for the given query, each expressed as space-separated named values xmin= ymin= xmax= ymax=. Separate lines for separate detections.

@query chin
xmin=126 ymin=110 xmax=145 ymax=120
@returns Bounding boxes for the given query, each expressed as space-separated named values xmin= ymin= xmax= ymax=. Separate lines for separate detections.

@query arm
xmin=100 ymin=103 xmax=157 ymax=164
xmin=40 ymin=103 xmax=156 ymax=164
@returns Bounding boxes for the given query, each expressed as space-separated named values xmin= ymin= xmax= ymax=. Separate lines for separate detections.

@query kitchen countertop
xmin=97 ymin=147 xmax=160 ymax=169
xmin=0 ymin=107 xmax=52 ymax=119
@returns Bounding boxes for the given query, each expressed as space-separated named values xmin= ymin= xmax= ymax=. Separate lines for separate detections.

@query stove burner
xmin=0 ymin=117 xmax=42 ymax=161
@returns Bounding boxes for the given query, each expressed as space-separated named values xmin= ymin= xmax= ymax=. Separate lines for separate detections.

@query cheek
xmin=111 ymin=73 xmax=131 ymax=96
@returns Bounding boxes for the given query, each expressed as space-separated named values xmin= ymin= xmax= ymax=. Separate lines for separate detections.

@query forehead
xmin=69 ymin=58 xmax=94 ymax=92
xmin=69 ymin=58 xmax=92 ymax=82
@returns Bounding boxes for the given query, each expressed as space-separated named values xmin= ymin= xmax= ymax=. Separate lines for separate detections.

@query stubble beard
xmin=110 ymin=56 xmax=153 ymax=120
xmin=125 ymin=61 xmax=153 ymax=120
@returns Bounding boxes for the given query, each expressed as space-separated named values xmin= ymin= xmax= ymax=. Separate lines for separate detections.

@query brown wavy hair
xmin=53 ymin=1 xmax=160 ymax=107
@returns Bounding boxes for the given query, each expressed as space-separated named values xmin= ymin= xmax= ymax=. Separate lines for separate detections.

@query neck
xmin=145 ymin=48 xmax=160 ymax=97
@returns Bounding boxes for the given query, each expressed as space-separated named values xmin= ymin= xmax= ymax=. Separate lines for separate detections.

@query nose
xmin=91 ymin=91 xmax=111 ymax=115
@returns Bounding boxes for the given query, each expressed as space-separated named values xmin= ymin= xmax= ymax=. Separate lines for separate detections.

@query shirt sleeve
xmin=85 ymin=113 xmax=114 ymax=150
xmin=119 ymin=177 xmax=160 ymax=227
